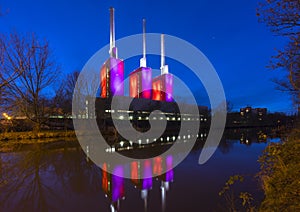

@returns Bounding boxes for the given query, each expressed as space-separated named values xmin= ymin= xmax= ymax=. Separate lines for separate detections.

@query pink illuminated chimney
xmin=152 ymin=34 xmax=173 ymax=102
xmin=100 ymin=7 xmax=124 ymax=98
xmin=129 ymin=19 xmax=152 ymax=99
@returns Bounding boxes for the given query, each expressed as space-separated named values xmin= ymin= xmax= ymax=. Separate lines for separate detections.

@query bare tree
xmin=1 ymin=32 xmax=59 ymax=131
xmin=0 ymin=34 xmax=24 ymax=101
xmin=55 ymin=70 xmax=99 ymax=119
xmin=257 ymin=0 xmax=300 ymax=108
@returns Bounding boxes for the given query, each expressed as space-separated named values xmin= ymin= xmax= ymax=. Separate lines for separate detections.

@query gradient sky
xmin=0 ymin=0 xmax=295 ymax=113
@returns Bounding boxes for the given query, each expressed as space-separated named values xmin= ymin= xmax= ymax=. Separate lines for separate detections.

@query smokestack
xmin=160 ymin=34 xmax=168 ymax=74
xmin=109 ymin=7 xmax=117 ymax=58
xmin=143 ymin=19 xmax=146 ymax=59
xmin=161 ymin=34 xmax=165 ymax=69
xmin=140 ymin=19 xmax=147 ymax=67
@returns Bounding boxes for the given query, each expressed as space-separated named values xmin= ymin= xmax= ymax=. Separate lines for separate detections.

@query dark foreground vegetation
xmin=258 ymin=126 xmax=300 ymax=211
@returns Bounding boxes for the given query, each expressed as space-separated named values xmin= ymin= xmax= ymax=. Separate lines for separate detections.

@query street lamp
xmin=3 ymin=112 xmax=12 ymax=120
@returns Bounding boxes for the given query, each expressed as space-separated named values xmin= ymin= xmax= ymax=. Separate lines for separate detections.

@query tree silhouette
xmin=257 ymin=0 xmax=300 ymax=108
xmin=0 ymin=32 xmax=59 ymax=131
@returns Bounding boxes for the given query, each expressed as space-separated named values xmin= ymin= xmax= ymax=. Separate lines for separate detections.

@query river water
xmin=0 ymin=128 xmax=279 ymax=212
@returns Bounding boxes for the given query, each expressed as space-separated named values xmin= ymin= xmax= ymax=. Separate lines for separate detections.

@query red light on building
xmin=129 ymin=67 xmax=152 ymax=99
xmin=102 ymin=163 xmax=110 ymax=194
xmin=152 ymin=79 xmax=162 ymax=101
xmin=153 ymin=156 xmax=163 ymax=176
xmin=129 ymin=74 xmax=138 ymax=98
xmin=152 ymin=74 xmax=173 ymax=102
xmin=101 ymin=65 xmax=107 ymax=98
xmin=131 ymin=161 xmax=139 ymax=184
xmin=100 ymin=58 xmax=124 ymax=98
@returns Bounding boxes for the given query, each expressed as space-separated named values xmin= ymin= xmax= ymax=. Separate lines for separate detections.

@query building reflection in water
xmin=102 ymin=155 xmax=174 ymax=212
xmin=0 ymin=128 xmax=274 ymax=211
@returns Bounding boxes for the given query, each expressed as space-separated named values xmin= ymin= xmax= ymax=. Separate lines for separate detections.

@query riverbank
xmin=0 ymin=130 xmax=76 ymax=141
xmin=0 ymin=131 xmax=78 ymax=152
xmin=258 ymin=127 xmax=300 ymax=211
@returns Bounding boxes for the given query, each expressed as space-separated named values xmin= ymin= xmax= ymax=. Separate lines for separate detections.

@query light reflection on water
xmin=0 ymin=128 xmax=278 ymax=211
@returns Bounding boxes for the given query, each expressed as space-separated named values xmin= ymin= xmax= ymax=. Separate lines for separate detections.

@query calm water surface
xmin=0 ymin=128 xmax=279 ymax=212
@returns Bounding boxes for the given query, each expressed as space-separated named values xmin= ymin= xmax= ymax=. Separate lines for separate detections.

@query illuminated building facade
xmin=100 ymin=57 xmax=124 ymax=98
xmin=100 ymin=7 xmax=124 ymax=98
xmin=152 ymin=74 xmax=173 ymax=102
xmin=129 ymin=19 xmax=152 ymax=99
xmin=152 ymin=34 xmax=173 ymax=102
xmin=129 ymin=67 xmax=152 ymax=99
xmin=100 ymin=10 xmax=173 ymax=102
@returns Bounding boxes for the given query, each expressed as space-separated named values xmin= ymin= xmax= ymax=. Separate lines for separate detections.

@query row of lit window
xmin=105 ymin=133 xmax=208 ymax=152
xmin=104 ymin=109 xmax=204 ymax=117
xmin=116 ymin=115 xmax=207 ymax=122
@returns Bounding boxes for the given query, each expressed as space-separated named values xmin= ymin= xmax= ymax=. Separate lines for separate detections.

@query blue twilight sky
xmin=0 ymin=0 xmax=295 ymax=113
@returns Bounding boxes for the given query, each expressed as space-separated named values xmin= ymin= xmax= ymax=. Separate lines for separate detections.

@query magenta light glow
xmin=142 ymin=159 xmax=153 ymax=190
xmin=129 ymin=67 xmax=152 ymax=99
xmin=165 ymin=155 xmax=174 ymax=182
xmin=112 ymin=166 xmax=125 ymax=202
xmin=152 ymin=74 xmax=173 ymax=102
xmin=100 ymin=57 xmax=124 ymax=97
xmin=165 ymin=74 xmax=173 ymax=102
xmin=110 ymin=58 xmax=124 ymax=96
xmin=141 ymin=67 xmax=152 ymax=99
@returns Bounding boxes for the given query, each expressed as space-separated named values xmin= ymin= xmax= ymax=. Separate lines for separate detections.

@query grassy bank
xmin=258 ymin=127 xmax=300 ymax=211
xmin=0 ymin=130 xmax=76 ymax=142
xmin=0 ymin=131 xmax=77 ymax=152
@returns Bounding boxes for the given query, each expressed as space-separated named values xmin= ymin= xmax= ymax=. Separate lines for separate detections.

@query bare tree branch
xmin=0 ymin=32 xmax=60 ymax=131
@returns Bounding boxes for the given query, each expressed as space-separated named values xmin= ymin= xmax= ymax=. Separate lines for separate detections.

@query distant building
xmin=240 ymin=107 xmax=267 ymax=121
